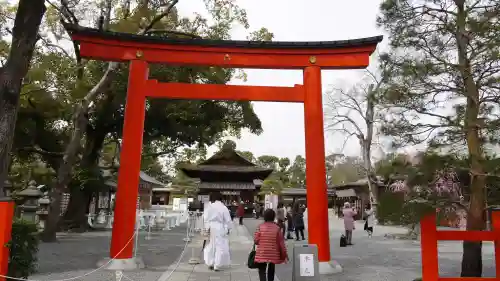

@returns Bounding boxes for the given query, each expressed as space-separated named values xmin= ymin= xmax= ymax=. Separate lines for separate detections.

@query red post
xmin=110 ymin=60 xmax=148 ymax=259
xmin=492 ymin=210 xmax=500 ymax=277
xmin=303 ymin=66 xmax=331 ymax=262
xmin=0 ymin=200 xmax=15 ymax=281
xmin=421 ymin=214 xmax=439 ymax=281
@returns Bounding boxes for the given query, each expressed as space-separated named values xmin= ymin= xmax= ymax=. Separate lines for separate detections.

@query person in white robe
xmin=203 ymin=192 xmax=232 ymax=271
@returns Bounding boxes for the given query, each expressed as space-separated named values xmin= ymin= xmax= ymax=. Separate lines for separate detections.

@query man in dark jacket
xmin=292 ymin=202 xmax=305 ymax=241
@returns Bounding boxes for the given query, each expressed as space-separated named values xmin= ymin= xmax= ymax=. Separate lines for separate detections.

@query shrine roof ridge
xmin=67 ymin=25 xmax=383 ymax=50
xmin=180 ymin=164 xmax=274 ymax=173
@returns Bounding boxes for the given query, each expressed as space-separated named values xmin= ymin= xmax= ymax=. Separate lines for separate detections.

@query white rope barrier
xmin=0 ymin=208 xmax=195 ymax=281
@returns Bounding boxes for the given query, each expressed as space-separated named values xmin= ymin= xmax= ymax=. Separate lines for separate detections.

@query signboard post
xmin=292 ymin=244 xmax=320 ymax=281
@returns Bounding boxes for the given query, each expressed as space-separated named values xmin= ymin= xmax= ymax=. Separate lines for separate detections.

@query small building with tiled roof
xmin=179 ymin=142 xmax=273 ymax=209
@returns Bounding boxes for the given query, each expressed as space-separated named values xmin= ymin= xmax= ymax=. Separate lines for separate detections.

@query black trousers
xmin=239 ymin=217 xmax=244 ymax=225
xmin=295 ymin=228 xmax=305 ymax=240
xmin=258 ymin=263 xmax=275 ymax=281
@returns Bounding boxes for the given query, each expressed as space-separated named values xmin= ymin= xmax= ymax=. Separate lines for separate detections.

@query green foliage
xmin=257 ymin=155 xmax=280 ymax=170
xmin=327 ymin=156 xmax=365 ymax=185
xmin=8 ymin=220 xmax=39 ymax=279
xmin=7 ymin=159 xmax=54 ymax=192
xmin=288 ymin=155 xmax=306 ymax=187
xmin=69 ymin=166 xmax=109 ymax=193
xmin=376 ymin=0 xmax=500 ymax=149
xmin=170 ymin=171 xmax=198 ymax=196
xmin=236 ymin=150 xmax=256 ymax=163
xmin=247 ymin=27 xmax=274 ymax=41
xmin=377 ymin=191 xmax=435 ymax=226
xmin=8 ymin=0 xmax=271 ymax=197
xmin=259 ymin=176 xmax=287 ymax=195
xmin=376 ymin=192 xmax=404 ymax=225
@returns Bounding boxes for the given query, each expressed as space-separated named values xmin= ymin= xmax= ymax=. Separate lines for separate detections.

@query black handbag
xmin=340 ymin=234 xmax=347 ymax=247
xmin=247 ymin=243 xmax=259 ymax=269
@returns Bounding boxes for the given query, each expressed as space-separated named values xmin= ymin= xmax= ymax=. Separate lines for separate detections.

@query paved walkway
xmin=162 ymin=222 xmax=260 ymax=281
xmin=27 ymin=220 xmax=260 ymax=281
xmin=245 ymin=216 xmax=497 ymax=281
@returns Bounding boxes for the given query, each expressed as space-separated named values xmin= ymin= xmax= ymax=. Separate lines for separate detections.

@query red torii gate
xmin=65 ymin=26 xmax=382 ymax=271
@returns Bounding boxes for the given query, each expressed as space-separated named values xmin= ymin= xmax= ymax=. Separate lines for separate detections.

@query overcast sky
xmin=176 ymin=0 xmax=391 ymax=160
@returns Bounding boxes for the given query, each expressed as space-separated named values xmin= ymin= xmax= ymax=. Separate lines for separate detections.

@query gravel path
xmin=29 ymin=226 xmax=187 ymax=281
xmin=243 ymin=215 xmax=496 ymax=281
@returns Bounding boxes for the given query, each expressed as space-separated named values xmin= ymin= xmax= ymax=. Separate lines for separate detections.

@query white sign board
xmin=264 ymin=194 xmax=278 ymax=212
xmin=179 ymin=198 xmax=188 ymax=211
xmin=292 ymin=245 xmax=319 ymax=281
xmin=299 ymin=254 xmax=314 ymax=277
xmin=172 ymin=197 xmax=181 ymax=211
xmin=198 ymin=195 xmax=210 ymax=204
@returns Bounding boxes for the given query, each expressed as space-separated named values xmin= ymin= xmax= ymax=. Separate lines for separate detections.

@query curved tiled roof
xmin=67 ymin=25 xmax=383 ymax=50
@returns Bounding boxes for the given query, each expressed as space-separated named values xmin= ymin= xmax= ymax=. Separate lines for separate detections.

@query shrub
xmin=377 ymin=192 xmax=405 ymax=225
xmin=377 ymin=191 xmax=438 ymax=227
xmin=7 ymin=219 xmax=39 ymax=278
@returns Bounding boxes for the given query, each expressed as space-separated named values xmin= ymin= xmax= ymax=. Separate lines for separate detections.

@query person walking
xmin=292 ymin=202 xmax=305 ymax=241
xmin=285 ymin=205 xmax=294 ymax=239
xmin=342 ymin=202 xmax=357 ymax=246
xmin=203 ymin=192 xmax=232 ymax=271
xmin=276 ymin=203 xmax=286 ymax=237
xmin=229 ymin=201 xmax=237 ymax=221
xmin=237 ymin=202 xmax=245 ymax=225
xmin=255 ymin=203 xmax=262 ymax=219
xmin=253 ymin=209 xmax=288 ymax=281
xmin=364 ymin=203 xmax=375 ymax=238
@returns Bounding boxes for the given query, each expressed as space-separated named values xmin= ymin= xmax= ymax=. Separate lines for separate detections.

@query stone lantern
xmin=2 ymin=180 xmax=12 ymax=197
xmin=37 ymin=192 xmax=50 ymax=230
xmin=16 ymin=180 xmax=43 ymax=223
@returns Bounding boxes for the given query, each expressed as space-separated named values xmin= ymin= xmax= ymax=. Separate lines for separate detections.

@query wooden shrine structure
xmin=0 ymin=24 xmax=383 ymax=275
xmin=180 ymin=143 xmax=273 ymax=207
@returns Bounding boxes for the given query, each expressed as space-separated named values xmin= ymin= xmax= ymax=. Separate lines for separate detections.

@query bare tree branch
xmin=142 ymin=0 xmax=180 ymax=34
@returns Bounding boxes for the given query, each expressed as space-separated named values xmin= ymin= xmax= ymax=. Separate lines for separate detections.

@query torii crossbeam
xmin=68 ymin=25 xmax=382 ymax=273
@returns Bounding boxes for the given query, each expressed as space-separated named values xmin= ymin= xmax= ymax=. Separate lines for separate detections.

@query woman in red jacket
xmin=253 ymin=209 xmax=288 ymax=281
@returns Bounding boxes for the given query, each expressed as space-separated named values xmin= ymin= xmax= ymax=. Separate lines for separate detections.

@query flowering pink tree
xmin=377 ymin=153 xmax=470 ymax=231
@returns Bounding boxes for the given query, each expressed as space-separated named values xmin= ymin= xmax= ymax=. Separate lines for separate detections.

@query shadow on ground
xmin=36 ymin=226 xmax=187 ymax=274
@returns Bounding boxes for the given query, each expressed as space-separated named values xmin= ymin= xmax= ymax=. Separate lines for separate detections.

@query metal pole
xmin=146 ymin=222 xmax=151 ymax=241
xmin=189 ymin=212 xmax=195 ymax=237
xmin=133 ymin=213 xmax=140 ymax=258
xmin=188 ymin=211 xmax=201 ymax=265
xmin=183 ymin=213 xmax=191 ymax=242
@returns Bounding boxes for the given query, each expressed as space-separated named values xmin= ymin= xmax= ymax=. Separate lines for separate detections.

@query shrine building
xmin=179 ymin=144 xmax=274 ymax=206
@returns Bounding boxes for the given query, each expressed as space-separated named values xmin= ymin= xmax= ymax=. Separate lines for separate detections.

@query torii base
xmin=319 ymin=260 xmax=343 ymax=275
xmin=97 ymin=257 xmax=145 ymax=270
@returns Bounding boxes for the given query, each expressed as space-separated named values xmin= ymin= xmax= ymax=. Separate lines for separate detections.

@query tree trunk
xmin=455 ymin=1 xmax=487 ymax=277
xmin=62 ymin=187 xmax=92 ymax=231
xmin=0 ymin=0 xmax=46 ymax=196
xmin=63 ymin=131 xmax=106 ymax=230
xmin=41 ymin=111 xmax=87 ymax=241
xmin=42 ymin=63 xmax=118 ymax=240
xmin=363 ymin=86 xmax=378 ymax=221
xmin=39 ymin=187 xmax=62 ymax=242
